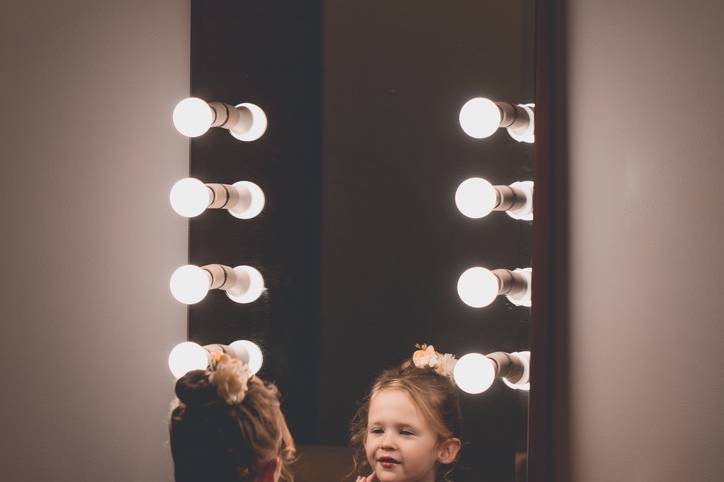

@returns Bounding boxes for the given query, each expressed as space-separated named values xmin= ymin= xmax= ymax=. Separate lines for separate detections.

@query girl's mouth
xmin=377 ymin=457 xmax=401 ymax=469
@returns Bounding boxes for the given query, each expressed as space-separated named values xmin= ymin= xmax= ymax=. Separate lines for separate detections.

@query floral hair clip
xmin=208 ymin=352 xmax=252 ymax=405
xmin=412 ymin=344 xmax=458 ymax=378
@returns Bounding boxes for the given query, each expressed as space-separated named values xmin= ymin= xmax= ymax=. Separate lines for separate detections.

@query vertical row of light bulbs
xmin=167 ymin=97 xmax=270 ymax=379
xmin=451 ymin=97 xmax=535 ymax=395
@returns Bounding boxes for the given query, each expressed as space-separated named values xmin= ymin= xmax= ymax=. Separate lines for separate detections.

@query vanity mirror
xmin=183 ymin=1 xmax=535 ymax=481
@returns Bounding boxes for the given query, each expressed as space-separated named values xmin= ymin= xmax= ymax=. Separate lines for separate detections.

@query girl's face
xmin=364 ymin=389 xmax=445 ymax=482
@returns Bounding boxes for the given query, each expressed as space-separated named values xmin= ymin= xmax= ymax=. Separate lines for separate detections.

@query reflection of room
xmin=182 ymin=2 xmax=533 ymax=481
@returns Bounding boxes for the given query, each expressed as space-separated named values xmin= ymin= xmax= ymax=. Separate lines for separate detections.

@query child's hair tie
xmin=208 ymin=352 xmax=252 ymax=405
xmin=411 ymin=343 xmax=458 ymax=378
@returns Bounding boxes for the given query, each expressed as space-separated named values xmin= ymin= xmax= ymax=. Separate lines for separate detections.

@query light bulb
xmin=168 ymin=341 xmax=209 ymax=379
xmin=454 ymin=353 xmax=496 ymax=394
xmin=230 ymin=103 xmax=268 ymax=142
xmin=170 ymin=178 xmax=211 ymax=217
xmin=170 ymin=265 xmax=211 ymax=304
xmin=455 ymin=178 xmax=498 ymax=218
xmin=228 ymin=181 xmax=266 ymax=219
xmin=459 ymin=97 xmax=501 ymax=139
xmin=173 ymin=97 xmax=214 ymax=137
xmin=226 ymin=266 xmax=265 ymax=304
xmin=229 ymin=340 xmax=264 ymax=375
xmin=457 ymin=267 xmax=500 ymax=308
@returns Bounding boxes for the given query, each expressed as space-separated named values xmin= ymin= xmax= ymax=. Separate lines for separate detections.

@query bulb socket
xmin=201 ymin=264 xmax=237 ymax=291
xmin=487 ymin=351 xmax=525 ymax=383
xmin=492 ymin=268 xmax=529 ymax=298
xmin=495 ymin=101 xmax=531 ymax=131
xmin=205 ymin=183 xmax=240 ymax=210
xmin=208 ymin=101 xmax=253 ymax=135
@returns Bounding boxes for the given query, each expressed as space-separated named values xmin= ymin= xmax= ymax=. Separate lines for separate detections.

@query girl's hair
xmin=349 ymin=363 xmax=462 ymax=480
xmin=170 ymin=369 xmax=296 ymax=482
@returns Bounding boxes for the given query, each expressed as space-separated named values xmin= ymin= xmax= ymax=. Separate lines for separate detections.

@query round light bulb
xmin=457 ymin=267 xmax=500 ymax=308
xmin=230 ymin=103 xmax=268 ymax=142
xmin=229 ymin=340 xmax=264 ymax=375
xmin=228 ymin=181 xmax=265 ymax=219
xmin=168 ymin=341 xmax=209 ymax=379
xmin=173 ymin=97 xmax=213 ymax=137
xmin=459 ymin=97 xmax=502 ymax=139
xmin=454 ymin=353 xmax=496 ymax=394
xmin=455 ymin=178 xmax=498 ymax=218
xmin=170 ymin=178 xmax=211 ymax=217
xmin=170 ymin=265 xmax=211 ymax=304
xmin=226 ymin=266 xmax=265 ymax=304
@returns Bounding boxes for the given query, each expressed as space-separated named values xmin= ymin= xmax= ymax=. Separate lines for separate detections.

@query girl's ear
xmin=436 ymin=437 xmax=462 ymax=464
xmin=257 ymin=457 xmax=281 ymax=482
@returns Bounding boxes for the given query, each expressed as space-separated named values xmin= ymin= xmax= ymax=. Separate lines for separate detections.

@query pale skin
xmin=256 ymin=456 xmax=281 ymax=482
xmin=357 ymin=389 xmax=461 ymax=482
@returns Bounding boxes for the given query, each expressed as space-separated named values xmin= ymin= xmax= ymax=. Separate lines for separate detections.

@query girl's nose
xmin=380 ymin=431 xmax=396 ymax=449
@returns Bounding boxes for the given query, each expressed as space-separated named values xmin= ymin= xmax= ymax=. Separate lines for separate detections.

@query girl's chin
xmin=375 ymin=470 xmax=401 ymax=481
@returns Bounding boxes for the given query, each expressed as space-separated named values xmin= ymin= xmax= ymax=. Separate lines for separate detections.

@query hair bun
xmin=175 ymin=370 xmax=219 ymax=407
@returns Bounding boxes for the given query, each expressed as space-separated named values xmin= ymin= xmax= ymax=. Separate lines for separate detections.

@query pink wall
xmin=0 ymin=1 xmax=189 ymax=480
xmin=555 ymin=0 xmax=724 ymax=480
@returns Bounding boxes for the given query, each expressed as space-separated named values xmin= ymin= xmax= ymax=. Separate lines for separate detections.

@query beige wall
xmin=558 ymin=0 xmax=724 ymax=480
xmin=0 ymin=1 xmax=189 ymax=480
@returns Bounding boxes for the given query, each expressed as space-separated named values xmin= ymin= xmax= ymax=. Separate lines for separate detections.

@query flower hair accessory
xmin=208 ymin=352 xmax=252 ymax=405
xmin=412 ymin=344 xmax=457 ymax=378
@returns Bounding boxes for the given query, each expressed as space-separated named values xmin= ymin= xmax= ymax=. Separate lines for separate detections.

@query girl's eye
xmin=369 ymin=427 xmax=384 ymax=434
xmin=400 ymin=430 xmax=415 ymax=436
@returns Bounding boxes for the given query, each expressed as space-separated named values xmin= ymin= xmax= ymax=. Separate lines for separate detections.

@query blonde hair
xmin=170 ymin=370 xmax=296 ymax=482
xmin=349 ymin=364 xmax=462 ymax=481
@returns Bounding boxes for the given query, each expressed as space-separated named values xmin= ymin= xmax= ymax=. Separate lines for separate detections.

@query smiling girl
xmin=350 ymin=345 xmax=463 ymax=482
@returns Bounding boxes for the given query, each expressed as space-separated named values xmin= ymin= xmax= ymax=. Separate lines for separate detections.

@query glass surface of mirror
xmin=188 ymin=1 xmax=534 ymax=481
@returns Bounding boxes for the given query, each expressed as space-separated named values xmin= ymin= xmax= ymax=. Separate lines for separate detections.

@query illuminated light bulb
xmin=170 ymin=265 xmax=211 ymax=304
xmin=454 ymin=353 xmax=496 ymax=394
xmin=455 ymin=178 xmax=534 ymax=221
xmin=229 ymin=340 xmax=264 ymax=375
xmin=168 ymin=341 xmax=209 ymax=379
xmin=170 ymin=178 xmax=211 ymax=217
xmin=455 ymin=178 xmax=498 ymax=218
xmin=226 ymin=266 xmax=265 ymax=304
xmin=228 ymin=181 xmax=265 ymax=219
xmin=457 ymin=267 xmax=500 ymax=308
xmin=173 ymin=97 xmax=214 ymax=137
xmin=459 ymin=97 xmax=502 ymax=139
xmin=229 ymin=103 xmax=268 ymax=142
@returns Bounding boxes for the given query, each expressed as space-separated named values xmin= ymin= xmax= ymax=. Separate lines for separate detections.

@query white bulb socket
xmin=506 ymin=103 xmax=535 ymax=143
xmin=172 ymin=97 xmax=267 ymax=141
xmin=168 ymin=341 xmax=209 ymax=379
xmin=502 ymin=351 xmax=530 ymax=391
xmin=454 ymin=353 xmax=497 ymax=394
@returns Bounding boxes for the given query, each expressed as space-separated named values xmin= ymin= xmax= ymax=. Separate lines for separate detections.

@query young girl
xmin=350 ymin=345 xmax=463 ymax=482
xmin=169 ymin=352 xmax=296 ymax=482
